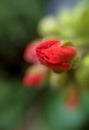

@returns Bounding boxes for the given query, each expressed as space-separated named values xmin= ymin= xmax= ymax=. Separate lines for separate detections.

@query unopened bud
xmin=23 ymin=64 xmax=47 ymax=87
xmin=38 ymin=16 xmax=58 ymax=36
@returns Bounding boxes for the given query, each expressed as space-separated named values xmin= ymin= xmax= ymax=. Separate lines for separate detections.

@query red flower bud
xmin=66 ymin=89 xmax=78 ymax=109
xmin=23 ymin=74 xmax=45 ymax=87
xmin=36 ymin=40 xmax=77 ymax=71
xmin=23 ymin=64 xmax=47 ymax=87
xmin=24 ymin=43 xmax=38 ymax=64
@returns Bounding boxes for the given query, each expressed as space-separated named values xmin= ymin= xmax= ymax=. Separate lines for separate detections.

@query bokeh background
xmin=0 ymin=0 xmax=89 ymax=130
xmin=0 ymin=0 xmax=46 ymax=129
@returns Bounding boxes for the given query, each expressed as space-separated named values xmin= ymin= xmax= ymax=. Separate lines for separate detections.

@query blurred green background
xmin=0 ymin=0 xmax=46 ymax=129
xmin=0 ymin=0 xmax=89 ymax=130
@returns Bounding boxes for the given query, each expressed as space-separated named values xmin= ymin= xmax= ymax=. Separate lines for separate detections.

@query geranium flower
xmin=23 ymin=64 xmax=47 ymax=87
xmin=36 ymin=40 xmax=77 ymax=71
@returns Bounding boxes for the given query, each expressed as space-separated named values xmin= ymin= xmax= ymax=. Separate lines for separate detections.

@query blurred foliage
xmin=0 ymin=70 xmax=39 ymax=129
xmin=0 ymin=0 xmax=47 ymax=129
xmin=0 ymin=0 xmax=46 ymax=75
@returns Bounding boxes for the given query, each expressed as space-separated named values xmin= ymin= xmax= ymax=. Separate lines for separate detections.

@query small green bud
xmin=76 ymin=55 xmax=89 ymax=88
xmin=57 ymin=9 xmax=75 ymax=38
xmin=50 ymin=72 xmax=68 ymax=88
xmin=38 ymin=16 xmax=58 ymax=36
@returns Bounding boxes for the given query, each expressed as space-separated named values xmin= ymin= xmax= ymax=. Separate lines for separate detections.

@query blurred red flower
xmin=23 ymin=74 xmax=45 ymax=87
xmin=67 ymin=89 xmax=78 ymax=109
xmin=23 ymin=64 xmax=47 ymax=87
xmin=24 ymin=43 xmax=38 ymax=64
xmin=36 ymin=40 xmax=77 ymax=71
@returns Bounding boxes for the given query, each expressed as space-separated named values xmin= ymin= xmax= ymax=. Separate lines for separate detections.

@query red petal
xmin=36 ymin=40 xmax=62 ymax=64
xmin=36 ymin=40 xmax=61 ymax=50
xmin=40 ymin=46 xmax=77 ymax=64
xmin=45 ymin=62 xmax=71 ymax=70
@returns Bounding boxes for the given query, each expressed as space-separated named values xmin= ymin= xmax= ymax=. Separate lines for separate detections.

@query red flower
xmin=23 ymin=74 xmax=45 ymax=87
xmin=23 ymin=64 xmax=47 ymax=87
xmin=66 ymin=89 xmax=78 ymax=109
xmin=24 ymin=43 xmax=38 ymax=64
xmin=36 ymin=40 xmax=77 ymax=71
